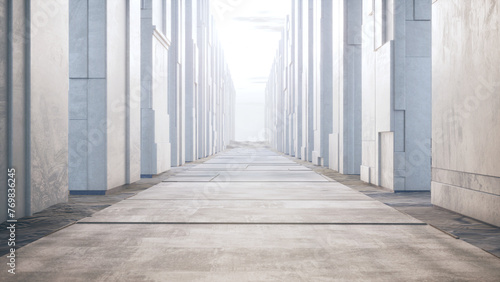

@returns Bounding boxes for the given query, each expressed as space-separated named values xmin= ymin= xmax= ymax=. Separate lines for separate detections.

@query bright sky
xmin=211 ymin=0 xmax=290 ymax=141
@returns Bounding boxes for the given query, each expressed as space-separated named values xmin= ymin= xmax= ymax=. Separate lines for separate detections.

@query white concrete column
xmin=168 ymin=0 xmax=186 ymax=167
xmin=311 ymin=0 xmax=322 ymax=165
xmin=185 ymin=0 xmax=197 ymax=162
xmin=1 ymin=0 xmax=69 ymax=222
xmin=140 ymin=0 xmax=171 ymax=177
xmin=293 ymin=0 xmax=303 ymax=160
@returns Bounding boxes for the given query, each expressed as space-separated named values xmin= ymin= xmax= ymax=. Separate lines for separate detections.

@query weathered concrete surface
xmin=8 ymin=224 xmax=500 ymax=281
xmin=431 ymin=0 xmax=500 ymax=227
xmin=1 ymin=145 xmax=499 ymax=281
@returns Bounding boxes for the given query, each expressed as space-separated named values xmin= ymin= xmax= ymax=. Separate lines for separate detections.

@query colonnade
xmin=0 ymin=0 xmax=235 ymax=222
xmin=266 ymin=0 xmax=499 ymax=227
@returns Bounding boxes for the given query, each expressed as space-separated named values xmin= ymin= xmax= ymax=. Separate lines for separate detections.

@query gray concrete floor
xmin=1 ymin=142 xmax=500 ymax=281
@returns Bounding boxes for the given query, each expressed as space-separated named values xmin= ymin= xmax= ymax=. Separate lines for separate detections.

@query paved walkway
xmin=2 ymin=146 xmax=500 ymax=281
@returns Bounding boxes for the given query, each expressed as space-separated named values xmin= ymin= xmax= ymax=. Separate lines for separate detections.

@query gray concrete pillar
xmin=360 ymin=0 xmax=431 ymax=191
xmin=329 ymin=0 xmax=362 ymax=175
xmin=69 ymin=0 xmax=142 ymax=193
xmin=0 ymin=0 xmax=69 ymax=222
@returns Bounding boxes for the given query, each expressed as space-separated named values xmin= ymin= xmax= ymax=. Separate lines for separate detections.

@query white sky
xmin=211 ymin=0 xmax=290 ymax=141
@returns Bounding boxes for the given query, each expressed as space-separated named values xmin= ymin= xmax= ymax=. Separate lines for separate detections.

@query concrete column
xmin=127 ymin=0 xmax=142 ymax=184
xmin=0 ymin=0 xmax=7 ymax=222
xmin=300 ymin=0 xmax=309 ymax=161
xmin=185 ymin=0 xmax=197 ymax=162
xmin=311 ymin=0 xmax=322 ymax=165
xmin=140 ymin=0 xmax=171 ymax=177
xmin=0 ymin=0 xmax=69 ymax=222
xmin=196 ymin=0 xmax=208 ymax=159
xmin=318 ymin=0 xmax=333 ymax=167
xmin=431 ymin=0 xmax=500 ymax=227
xmin=329 ymin=0 xmax=362 ymax=174
xmin=293 ymin=0 xmax=303 ymax=159
xmin=360 ymin=0 xmax=431 ymax=191
xmin=306 ymin=0 xmax=315 ymax=162
xmin=168 ymin=0 xmax=185 ymax=167
xmin=69 ymin=0 xmax=142 ymax=193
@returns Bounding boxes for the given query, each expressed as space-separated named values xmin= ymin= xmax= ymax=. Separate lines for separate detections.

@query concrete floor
xmin=1 ymin=144 xmax=500 ymax=281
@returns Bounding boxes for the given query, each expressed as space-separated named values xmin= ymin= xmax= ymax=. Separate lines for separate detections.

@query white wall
xmin=431 ymin=0 xmax=500 ymax=227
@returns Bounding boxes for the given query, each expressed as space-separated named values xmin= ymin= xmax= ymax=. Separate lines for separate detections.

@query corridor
xmin=2 ymin=144 xmax=500 ymax=281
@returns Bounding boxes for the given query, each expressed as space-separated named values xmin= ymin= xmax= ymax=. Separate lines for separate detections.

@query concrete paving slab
xmin=212 ymin=171 xmax=328 ymax=182
xmin=246 ymin=165 xmax=311 ymax=171
xmin=174 ymin=171 xmax=220 ymax=177
xmin=205 ymin=159 xmax=297 ymax=164
xmin=212 ymin=156 xmax=287 ymax=159
xmin=163 ymin=176 xmax=217 ymax=182
xmin=78 ymin=198 xmax=422 ymax=224
xmin=129 ymin=182 xmax=368 ymax=200
xmin=4 ymin=224 xmax=500 ymax=281
xmin=191 ymin=164 xmax=249 ymax=170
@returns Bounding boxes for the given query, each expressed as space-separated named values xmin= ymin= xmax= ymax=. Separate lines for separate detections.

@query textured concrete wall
xmin=360 ymin=0 xmax=431 ymax=191
xmin=0 ymin=0 xmax=69 ymax=222
xmin=431 ymin=0 xmax=500 ymax=227
xmin=29 ymin=0 xmax=69 ymax=213
xmin=9 ymin=0 xmax=28 ymax=218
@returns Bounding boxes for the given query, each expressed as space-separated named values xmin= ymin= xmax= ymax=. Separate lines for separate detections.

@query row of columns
xmin=267 ymin=0 xmax=500 ymax=228
xmin=0 ymin=0 xmax=235 ymax=222
xmin=266 ymin=0 xmax=431 ymax=190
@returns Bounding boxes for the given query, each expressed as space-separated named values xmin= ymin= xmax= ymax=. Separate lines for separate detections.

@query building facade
xmin=0 ymin=0 xmax=235 ymax=222
xmin=266 ymin=0 xmax=498 ymax=227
